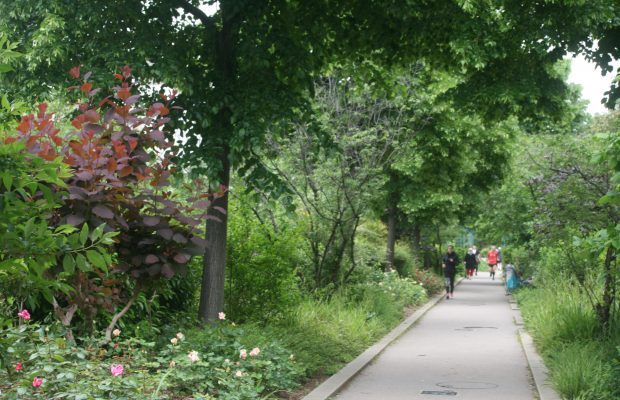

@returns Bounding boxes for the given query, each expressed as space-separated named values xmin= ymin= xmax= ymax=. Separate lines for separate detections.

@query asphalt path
xmin=334 ymin=272 xmax=535 ymax=400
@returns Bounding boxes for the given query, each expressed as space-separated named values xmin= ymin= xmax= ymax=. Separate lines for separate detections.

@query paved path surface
xmin=334 ymin=272 xmax=535 ymax=399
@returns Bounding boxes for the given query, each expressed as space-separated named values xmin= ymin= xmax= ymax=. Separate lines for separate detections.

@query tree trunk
xmin=199 ymin=147 xmax=231 ymax=323
xmin=198 ymin=7 xmax=237 ymax=323
xmin=385 ymin=202 xmax=397 ymax=271
xmin=596 ymin=246 xmax=615 ymax=329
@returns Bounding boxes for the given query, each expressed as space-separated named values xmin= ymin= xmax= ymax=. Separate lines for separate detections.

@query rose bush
xmin=0 ymin=311 xmax=302 ymax=399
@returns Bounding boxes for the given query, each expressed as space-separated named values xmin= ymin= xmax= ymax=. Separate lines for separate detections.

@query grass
xmin=242 ymin=279 xmax=428 ymax=377
xmin=515 ymin=284 xmax=620 ymax=400
xmin=547 ymin=342 xmax=614 ymax=400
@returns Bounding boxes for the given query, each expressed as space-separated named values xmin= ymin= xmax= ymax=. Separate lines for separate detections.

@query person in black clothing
xmin=442 ymin=245 xmax=459 ymax=299
xmin=472 ymin=245 xmax=480 ymax=276
xmin=464 ymin=247 xmax=477 ymax=279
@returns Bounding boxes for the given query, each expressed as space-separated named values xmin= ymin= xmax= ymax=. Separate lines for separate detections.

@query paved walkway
xmin=334 ymin=272 xmax=535 ymax=399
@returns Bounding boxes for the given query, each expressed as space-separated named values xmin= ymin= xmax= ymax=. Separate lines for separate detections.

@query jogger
xmin=442 ymin=245 xmax=459 ymax=299
xmin=487 ymin=245 xmax=499 ymax=280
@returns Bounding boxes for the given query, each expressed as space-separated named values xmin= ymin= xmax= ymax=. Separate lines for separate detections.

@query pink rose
xmin=110 ymin=364 xmax=124 ymax=377
xmin=188 ymin=350 xmax=200 ymax=363
xmin=32 ymin=377 xmax=43 ymax=387
xmin=239 ymin=349 xmax=247 ymax=360
xmin=249 ymin=347 xmax=260 ymax=357
xmin=18 ymin=310 xmax=31 ymax=320
xmin=15 ymin=362 xmax=23 ymax=372
xmin=218 ymin=312 xmax=226 ymax=320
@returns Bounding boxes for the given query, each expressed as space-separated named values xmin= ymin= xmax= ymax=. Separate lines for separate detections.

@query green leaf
xmin=86 ymin=250 xmax=106 ymax=270
xmin=1 ymin=173 xmax=12 ymax=190
xmin=53 ymin=355 xmax=65 ymax=362
xmin=91 ymin=223 xmax=106 ymax=242
xmin=79 ymin=223 xmax=89 ymax=246
xmin=55 ymin=224 xmax=77 ymax=235
xmin=63 ymin=254 xmax=75 ymax=274
xmin=76 ymin=254 xmax=90 ymax=272
xmin=0 ymin=64 xmax=12 ymax=73
xmin=38 ymin=183 xmax=55 ymax=204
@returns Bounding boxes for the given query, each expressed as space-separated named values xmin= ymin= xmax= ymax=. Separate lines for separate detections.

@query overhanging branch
xmin=176 ymin=0 xmax=212 ymax=26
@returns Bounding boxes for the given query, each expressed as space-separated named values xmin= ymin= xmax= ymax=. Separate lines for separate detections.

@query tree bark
xmin=196 ymin=3 xmax=238 ymax=323
xmin=104 ymin=283 xmax=143 ymax=343
xmin=52 ymin=297 xmax=78 ymax=343
xmin=199 ymin=148 xmax=231 ymax=323
xmin=597 ymin=246 xmax=615 ymax=329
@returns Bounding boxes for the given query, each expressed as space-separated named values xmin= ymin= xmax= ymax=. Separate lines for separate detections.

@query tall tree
xmin=2 ymin=0 xmax=619 ymax=321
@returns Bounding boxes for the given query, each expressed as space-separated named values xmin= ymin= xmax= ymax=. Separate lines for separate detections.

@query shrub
xmin=413 ymin=269 xmax=444 ymax=295
xmin=3 ymin=66 xmax=219 ymax=339
xmin=225 ymin=193 xmax=303 ymax=323
xmin=393 ymin=241 xmax=415 ymax=276
xmin=346 ymin=270 xmax=427 ymax=313
xmin=0 ymin=311 xmax=302 ymax=399
xmin=355 ymin=219 xmax=386 ymax=271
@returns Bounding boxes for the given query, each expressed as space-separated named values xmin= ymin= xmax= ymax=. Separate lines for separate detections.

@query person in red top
xmin=487 ymin=245 xmax=499 ymax=280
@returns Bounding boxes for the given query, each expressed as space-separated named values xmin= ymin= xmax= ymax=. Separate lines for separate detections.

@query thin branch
xmin=105 ymin=282 xmax=143 ymax=343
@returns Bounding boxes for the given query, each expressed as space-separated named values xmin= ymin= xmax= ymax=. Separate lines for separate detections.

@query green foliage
xmin=516 ymin=286 xmax=620 ymax=400
xmin=355 ymin=219 xmax=387 ymax=271
xmin=0 ymin=33 xmax=26 ymax=132
xmin=413 ymin=269 xmax=445 ymax=295
xmin=266 ymin=296 xmax=383 ymax=376
xmin=517 ymin=285 xmax=601 ymax=350
xmin=226 ymin=193 xmax=303 ymax=323
xmin=393 ymin=241 xmax=416 ymax=277
xmin=263 ymin=271 xmax=427 ymax=376
xmin=346 ymin=270 xmax=427 ymax=320
xmin=0 ymin=317 xmax=302 ymax=399
xmin=1 ymin=67 xmax=220 ymax=336
xmin=547 ymin=342 xmax=619 ymax=400
xmin=0 ymin=141 xmax=116 ymax=312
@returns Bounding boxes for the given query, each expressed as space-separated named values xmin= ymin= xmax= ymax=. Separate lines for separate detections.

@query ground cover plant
xmin=0 ymin=309 xmax=303 ymax=399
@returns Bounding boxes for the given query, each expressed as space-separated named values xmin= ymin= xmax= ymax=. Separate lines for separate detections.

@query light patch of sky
xmin=199 ymin=2 xmax=219 ymax=16
xmin=567 ymin=53 xmax=619 ymax=115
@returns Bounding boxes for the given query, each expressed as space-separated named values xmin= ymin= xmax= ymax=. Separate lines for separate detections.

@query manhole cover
xmin=464 ymin=326 xmax=498 ymax=329
xmin=421 ymin=390 xmax=457 ymax=396
xmin=455 ymin=326 xmax=498 ymax=331
xmin=437 ymin=381 xmax=498 ymax=389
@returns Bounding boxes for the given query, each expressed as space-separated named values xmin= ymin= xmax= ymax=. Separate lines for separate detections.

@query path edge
xmin=301 ymin=279 xmax=461 ymax=400
xmin=509 ymin=293 xmax=561 ymax=400
xmin=518 ymin=328 xmax=561 ymax=400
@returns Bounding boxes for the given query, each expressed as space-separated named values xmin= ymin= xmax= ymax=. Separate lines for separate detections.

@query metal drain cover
xmin=455 ymin=326 xmax=498 ymax=331
xmin=437 ymin=381 xmax=498 ymax=389
xmin=421 ymin=390 xmax=457 ymax=396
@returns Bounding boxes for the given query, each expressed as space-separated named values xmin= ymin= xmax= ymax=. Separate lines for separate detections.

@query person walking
xmin=487 ymin=245 xmax=499 ymax=280
xmin=464 ymin=247 xmax=477 ymax=279
xmin=442 ymin=244 xmax=459 ymax=299
xmin=497 ymin=246 xmax=503 ymax=274
xmin=472 ymin=245 xmax=480 ymax=275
